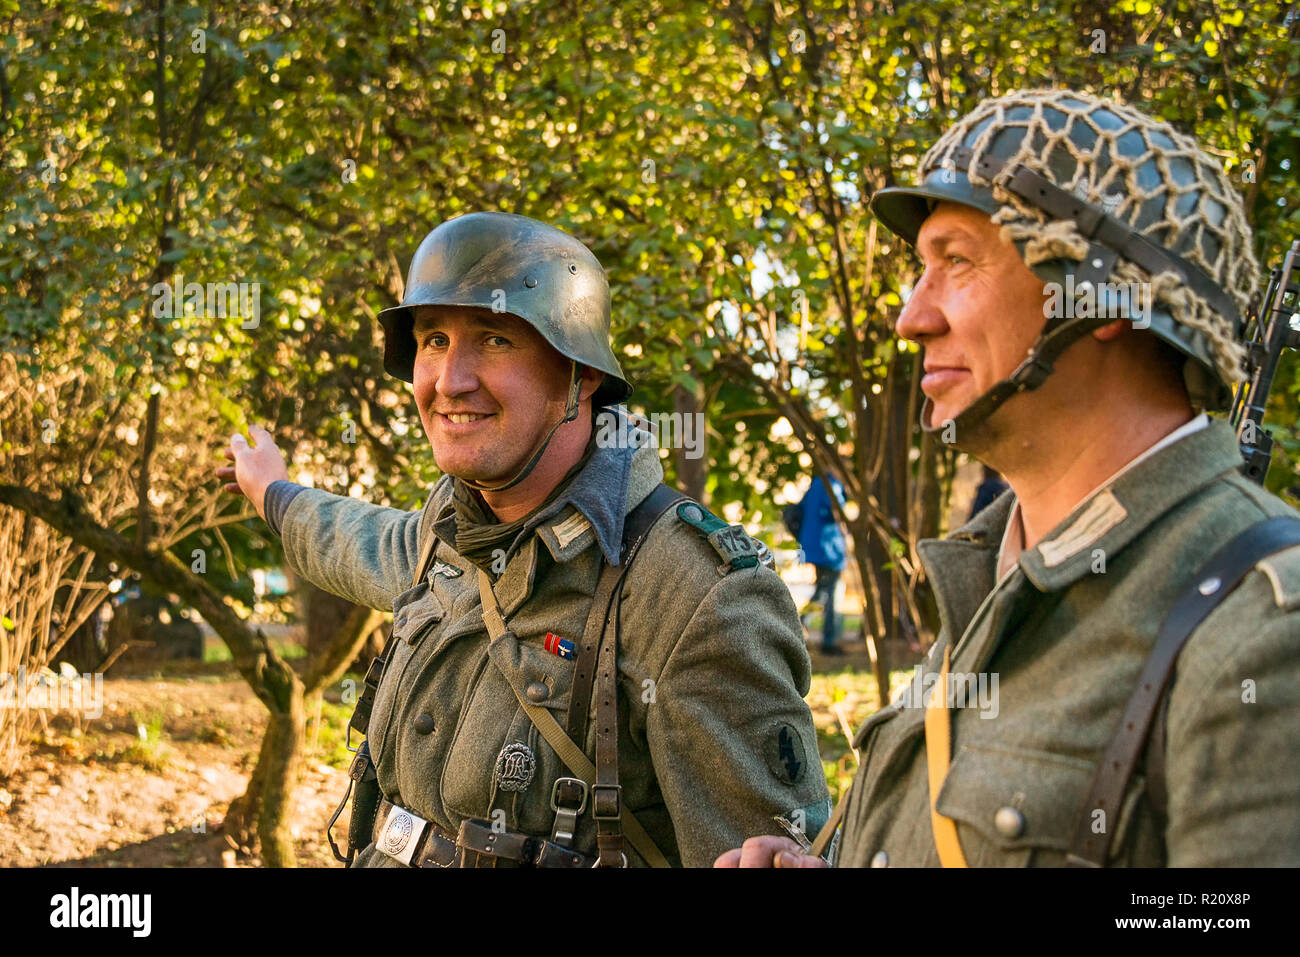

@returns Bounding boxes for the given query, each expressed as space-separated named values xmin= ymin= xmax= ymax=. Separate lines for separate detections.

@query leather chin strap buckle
xmin=919 ymin=250 xmax=1130 ymax=438
xmin=1009 ymin=352 xmax=1054 ymax=392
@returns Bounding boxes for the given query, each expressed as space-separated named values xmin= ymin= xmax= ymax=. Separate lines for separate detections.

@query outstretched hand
xmin=216 ymin=425 xmax=290 ymax=522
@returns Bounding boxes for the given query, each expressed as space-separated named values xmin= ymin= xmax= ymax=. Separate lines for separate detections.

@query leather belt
xmin=371 ymin=799 xmax=593 ymax=869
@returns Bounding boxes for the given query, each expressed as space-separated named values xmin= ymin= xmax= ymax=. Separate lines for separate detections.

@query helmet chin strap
xmin=919 ymin=291 xmax=1121 ymax=440
xmin=917 ymin=143 xmax=1242 ymax=439
xmin=458 ymin=361 xmax=583 ymax=494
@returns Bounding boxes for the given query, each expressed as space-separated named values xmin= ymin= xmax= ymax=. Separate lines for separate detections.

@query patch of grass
xmin=807 ymin=667 xmax=917 ymax=802
xmin=204 ymin=637 xmax=307 ymax=664
xmin=122 ymin=709 xmax=173 ymax=771
xmin=203 ymin=642 xmax=228 ymax=664
xmin=306 ymin=695 xmax=357 ymax=770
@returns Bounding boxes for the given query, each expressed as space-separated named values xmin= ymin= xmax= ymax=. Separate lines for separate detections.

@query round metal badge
xmin=495 ymin=742 xmax=537 ymax=792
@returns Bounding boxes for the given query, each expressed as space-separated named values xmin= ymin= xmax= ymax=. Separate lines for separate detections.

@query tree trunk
xmin=227 ymin=581 xmax=382 ymax=865
xmin=303 ymin=578 xmax=380 ymax=671
xmin=223 ymin=730 xmax=269 ymax=848
xmin=256 ymin=676 xmax=306 ymax=868
xmin=848 ymin=523 xmax=891 ymax=708
xmin=673 ymin=382 xmax=708 ymax=503
xmin=220 ymin=670 xmax=303 ymax=866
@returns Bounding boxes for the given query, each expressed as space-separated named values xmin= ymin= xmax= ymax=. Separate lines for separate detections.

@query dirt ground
xmin=0 ymin=672 xmax=351 ymax=868
xmin=0 ymin=643 xmax=892 ymax=868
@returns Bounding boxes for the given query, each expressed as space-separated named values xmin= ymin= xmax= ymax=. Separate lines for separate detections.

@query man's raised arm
xmin=218 ymin=424 xmax=425 ymax=611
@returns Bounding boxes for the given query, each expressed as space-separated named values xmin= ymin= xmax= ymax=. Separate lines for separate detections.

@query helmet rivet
xmin=1091 ymin=257 xmax=1104 ymax=269
xmin=523 ymin=275 xmax=538 ymax=288
xmin=568 ymin=263 xmax=578 ymax=274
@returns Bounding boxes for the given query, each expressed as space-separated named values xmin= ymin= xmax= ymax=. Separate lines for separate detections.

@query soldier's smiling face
xmin=410 ymin=306 xmax=576 ymax=482
xmin=895 ymin=202 xmax=1048 ymax=428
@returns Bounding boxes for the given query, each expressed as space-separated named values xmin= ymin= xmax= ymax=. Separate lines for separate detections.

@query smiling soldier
xmin=718 ymin=89 xmax=1300 ymax=868
xmin=219 ymin=212 xmax=829 ymax=868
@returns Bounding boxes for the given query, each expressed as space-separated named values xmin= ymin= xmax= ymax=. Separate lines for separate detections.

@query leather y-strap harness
xmin=476 ymin=483 xmax=683 ymax=867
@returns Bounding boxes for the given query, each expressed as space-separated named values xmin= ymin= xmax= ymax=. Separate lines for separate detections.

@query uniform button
xmin=995 ymin=806 xmax=1025 ymax=838
xmin=525 ymin=681 xmax=549 ymax=703
xmin=413 ymin=713 xmax=435 ymax=735
xmin=870 ymin=850 xmax=889 ymax=868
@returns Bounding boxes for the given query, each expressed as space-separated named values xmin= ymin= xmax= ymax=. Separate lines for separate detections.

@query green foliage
xmin=809 ymin=666 xmax=917 ymax=801
xmin=204 ymin=634 xmax=304 ymax=664
xmin=4 ymin=0 xmax=1295 ymax=614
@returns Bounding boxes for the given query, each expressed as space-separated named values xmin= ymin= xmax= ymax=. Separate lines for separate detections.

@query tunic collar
xmin=1015 ymin=415 xmax=1237 ymax=593
xmin=994 ymin=413 xmax=1209 ymax=580
xmin=920 ymin=416 xmax=1244 ymax=637
xmin=429 ymin=406 xmax=665 ymax=569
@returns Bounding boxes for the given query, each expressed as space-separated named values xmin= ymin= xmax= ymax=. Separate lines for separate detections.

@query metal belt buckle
xmin=377 ymin=802 xmax=431 ymax=866
xmin=549 ymin=777 xmax=588 ymax=848
xmin=590 ymin=783 xmax=622 ymax=821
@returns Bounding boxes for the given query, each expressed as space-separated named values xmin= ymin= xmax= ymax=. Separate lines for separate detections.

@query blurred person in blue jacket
xmin=968 ymin=464 xmax=1009 ymax=520
xmin=789 ymin=475 xmax=847 ymax=655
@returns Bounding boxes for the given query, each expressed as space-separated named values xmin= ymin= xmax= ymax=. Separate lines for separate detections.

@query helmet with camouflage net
xmin=377 ymin=211 xmax=632 ymax=408
xmin=871 ymin=88 xmax=1258 ymax=420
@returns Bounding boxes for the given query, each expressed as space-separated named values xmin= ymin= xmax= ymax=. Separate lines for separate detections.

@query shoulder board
xmin=675 ymin=501 xmax=766 ymax=573
xmin=1258 ymin=542 xmax=1300 ymax=611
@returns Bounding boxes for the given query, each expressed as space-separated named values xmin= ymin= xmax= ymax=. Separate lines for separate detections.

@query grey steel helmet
xmin=871 ymin=89 xmax=1258 ymax=425
xmin=378 ymin=211 xmax=632 ymax=408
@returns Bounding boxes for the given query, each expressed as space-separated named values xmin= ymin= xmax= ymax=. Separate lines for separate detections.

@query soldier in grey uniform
xmin=221 ymin=212 xmax=830 ymax=867
xmin=719 ymin=89 xmax=1300 ymax=868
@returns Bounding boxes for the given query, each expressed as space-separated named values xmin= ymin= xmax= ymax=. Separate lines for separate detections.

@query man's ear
xmin=577 ymin=365 xmax=605 ymax=403
xmin=1091 ymin=319 xmax=1127 ymax=342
